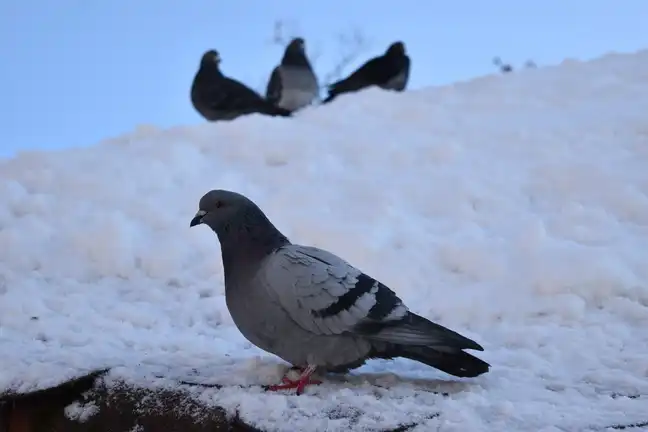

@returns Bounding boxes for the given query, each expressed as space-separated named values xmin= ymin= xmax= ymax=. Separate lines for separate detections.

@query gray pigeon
xmin=190 ymin=190 xmax=490 ymax=395
xmin=190 ymin=49 xmax=292 ymax=122
xmin=323 ymin=41 xmax=411 ymax=104
xmin=265 ymin=37 xmax=319 ymax=113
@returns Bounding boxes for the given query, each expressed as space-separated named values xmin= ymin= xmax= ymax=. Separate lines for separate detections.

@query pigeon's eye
xmin=215 ymin=200 xmax=224 ymax=209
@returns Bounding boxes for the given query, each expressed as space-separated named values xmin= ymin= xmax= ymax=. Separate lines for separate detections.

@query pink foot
xmin=267 ymin=365 xmax=320 ymax=395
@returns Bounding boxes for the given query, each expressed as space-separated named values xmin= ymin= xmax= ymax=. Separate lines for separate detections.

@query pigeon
xmin=190 ymin=49 xmax=292 ymax=121
xmin=323 ymin=41 xmax=411 ymax=104
xmin=265 ymin=37 xmax=319 ymax=112
xmin=493 ymin=57 xmax=513 ymax=74
xmin=190 ymin=189 xmax=490 ymax=395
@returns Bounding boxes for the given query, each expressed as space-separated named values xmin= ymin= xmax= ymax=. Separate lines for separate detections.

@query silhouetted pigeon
xmin=190 ymin=50 xmax=292 ymax=121
xmin=323 ymin=41 xmax=410 ymax=104
xmin=265 ymin=37 xmax=319 ymax=112
xmin=190 ymin=189 xmax=490 ymax=395
xmin=493 ymin=57 xmax=513 ymax=73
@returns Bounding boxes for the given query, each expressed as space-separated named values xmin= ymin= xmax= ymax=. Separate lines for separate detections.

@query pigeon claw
xmin=267 ymin=364 xmax=320 ymax=395
xmin=267 ymin=377 xmax=322 ymax=395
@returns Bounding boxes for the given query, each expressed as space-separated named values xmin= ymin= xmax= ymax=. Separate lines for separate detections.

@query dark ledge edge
xmin=0 ymin=369 xmax=430 ymax=432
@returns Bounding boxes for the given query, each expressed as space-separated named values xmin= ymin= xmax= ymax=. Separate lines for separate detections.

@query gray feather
xmin=266 ymin=66 xmax=319 ymax=112
xmin=258 ymin=245 xmax=408 ymax=336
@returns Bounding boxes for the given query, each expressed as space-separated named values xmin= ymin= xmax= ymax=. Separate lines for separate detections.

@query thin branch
xmin=321 ymin=28 xmax=369 ymax=88
xmin=267 ymin=19 xmax=301 ymax=47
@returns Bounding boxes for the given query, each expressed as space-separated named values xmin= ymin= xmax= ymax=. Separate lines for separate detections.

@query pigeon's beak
xmin=190 ymin=210 xmax=207 ymax=227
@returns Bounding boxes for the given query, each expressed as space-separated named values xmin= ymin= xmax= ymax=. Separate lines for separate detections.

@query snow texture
xmin=1 ymin=50 xmax=648 ymax=432
xmin=64 ymin=399 xmax=100 ymax=422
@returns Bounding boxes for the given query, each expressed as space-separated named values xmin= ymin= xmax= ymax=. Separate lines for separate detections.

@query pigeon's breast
xmin=381 ymin=70 xmax=408 ymax=91
xmin=225 ymin=279 xmax=284 ymax=354
xmin=277 ymin=67 xmax=319 ymax=111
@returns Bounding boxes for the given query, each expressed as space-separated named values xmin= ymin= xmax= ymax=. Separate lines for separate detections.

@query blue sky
xmin=1 ymin=1 xmax=647 ymax=157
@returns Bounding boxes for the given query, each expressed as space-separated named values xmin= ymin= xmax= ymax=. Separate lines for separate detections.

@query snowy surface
xmin=64 ymin=398 xmax=100 ymax=423
xmin=2 ymin=50 xmax=648 ymax=431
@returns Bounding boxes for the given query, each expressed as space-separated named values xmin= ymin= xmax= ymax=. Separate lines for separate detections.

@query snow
xmin=2 ymin=49 xmax=648 ymax=431
xmin=64 ymin=398 xmax=100 ymax=422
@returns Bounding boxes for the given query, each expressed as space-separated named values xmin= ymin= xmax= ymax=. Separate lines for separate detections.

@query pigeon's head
xmin=282 ymin=37 xmax=310 ymax=67
xmin=190 ymin=189 xmax=256 ymax=231
xmin=287 ymin=37 xmax=306 ymax=53
xmin=191 ymin=189 xmax=290 ymax=254
xmin=200 ymin=49 xmax=221 ymax=67
xmin=386 ymin=41 xmax=406 ymax=57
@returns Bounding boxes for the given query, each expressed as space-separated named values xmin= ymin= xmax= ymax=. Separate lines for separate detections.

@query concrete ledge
xmin=0 ymin=370 xmax=422 ymax=432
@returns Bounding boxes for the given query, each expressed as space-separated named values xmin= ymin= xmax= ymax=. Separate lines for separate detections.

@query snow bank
xmin=1 ymin=49 xmax=648 ymax=431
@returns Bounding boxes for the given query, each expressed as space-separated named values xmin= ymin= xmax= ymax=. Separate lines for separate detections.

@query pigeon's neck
xmin=282 ymin=52 xmax=311 ymax=69
xmin=216 ymin=208 xmax=290 ymax=274
xmin=200 ymin=64 xmax=223 ymax=77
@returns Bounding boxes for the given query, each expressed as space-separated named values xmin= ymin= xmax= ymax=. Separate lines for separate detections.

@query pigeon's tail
xmin=359 ymin=312 xmax=490 ymax=378
xmin=322 ymin=92 xmax=336 ymax=104
xmin=323 ymin=74 xmax=373 ymax=104
xmin=393 ymin=345 xmax=490 ymax=378
xmin=322 ymin=78 xmax=355 ymax=104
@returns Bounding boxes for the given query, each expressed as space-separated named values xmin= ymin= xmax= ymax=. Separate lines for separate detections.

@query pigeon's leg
xmin=267 ymin=364 xmax=321 ymax=395
xmin=280 ymin=365 xmax=322 ymax=385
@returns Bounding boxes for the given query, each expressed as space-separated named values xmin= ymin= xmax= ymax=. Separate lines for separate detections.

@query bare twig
xmin=267 ymin=19 xmax=300 ymax=46
xmin=271 ymin=20 xmax=284 ymax=45
xmin=321 ymin=28 xmax=369 ymax=88
xmin=262 ymin=20 xmax=369 ymax=100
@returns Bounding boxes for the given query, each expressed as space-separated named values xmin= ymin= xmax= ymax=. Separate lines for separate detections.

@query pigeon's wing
xmin=265 ymin=66 xmax=283 ymax=105
xmin=197 ymin=82 xmax=252 ymax=112
xmin=221 ymin=77 xmax=291 ymax=116
xmin=216 ymin=78 xmax=267 ymax=108
xmin=258 ymin=244 xmax=410 ymax=336
xmin=259 ymin=244 xmax=484 ymax=350
xmin=201 ymin=77 xmax=290 ymax=117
